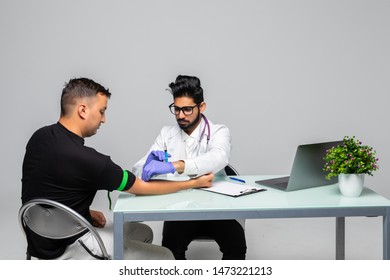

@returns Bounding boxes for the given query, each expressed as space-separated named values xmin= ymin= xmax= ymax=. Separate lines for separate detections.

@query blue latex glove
xmin=142 ymin=160 xmax=175 ymax=181
xmin=145 ymin=150 xmax=170 ymax=166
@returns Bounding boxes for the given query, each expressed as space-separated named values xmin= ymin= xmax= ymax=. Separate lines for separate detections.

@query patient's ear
xmin=78 ymin=105 xmax=87 ymax=119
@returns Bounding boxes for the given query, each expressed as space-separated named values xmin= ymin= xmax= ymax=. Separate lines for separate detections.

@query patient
xmin=21 ymin=77 xmax=213 ymax=259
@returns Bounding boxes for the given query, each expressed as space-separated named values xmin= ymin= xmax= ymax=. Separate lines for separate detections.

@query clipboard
xmin=200 ymin=180 xmax=266 ymax=197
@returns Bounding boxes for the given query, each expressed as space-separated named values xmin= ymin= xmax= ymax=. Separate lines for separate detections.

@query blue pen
xmin=229 ymin=177 xmax=246 ymax=183
xmin=164 ymin=143 xmax=168 ymax=162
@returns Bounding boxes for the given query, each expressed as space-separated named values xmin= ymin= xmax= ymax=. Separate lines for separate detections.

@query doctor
xmin=132 ymin=75 xmax=246 ymax=260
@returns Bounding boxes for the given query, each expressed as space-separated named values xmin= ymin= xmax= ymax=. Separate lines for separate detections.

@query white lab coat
xmin=132 ymin=116 xmax=231 ymax=178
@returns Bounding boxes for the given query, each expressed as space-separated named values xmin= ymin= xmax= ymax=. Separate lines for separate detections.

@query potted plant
xmin=323 ymin=136 xmax=379 ymax=197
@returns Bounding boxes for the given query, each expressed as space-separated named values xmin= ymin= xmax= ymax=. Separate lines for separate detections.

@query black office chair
xmin=192 ymin=164 xmax=246 ymax=241
xmin=224 ymin=164 xmax=239 ymax=177
xmin=19 ymin=198 xmax=110 ymax=260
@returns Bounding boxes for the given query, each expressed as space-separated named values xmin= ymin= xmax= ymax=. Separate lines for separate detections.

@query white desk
xmin=113 ymin=175 xmax=390 ymax=260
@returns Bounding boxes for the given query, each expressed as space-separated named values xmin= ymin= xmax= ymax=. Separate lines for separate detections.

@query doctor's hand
xmin=145 ymin=150 xmax=170 ymax=166
xmin=142 ymin=160 xmax=175 ymax=181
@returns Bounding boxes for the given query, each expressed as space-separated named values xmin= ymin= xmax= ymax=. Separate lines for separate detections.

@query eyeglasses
xmin=168 ymin=103 xmax=200 ymax=116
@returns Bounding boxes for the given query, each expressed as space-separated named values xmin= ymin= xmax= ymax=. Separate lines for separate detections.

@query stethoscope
xmin=200 ymin=114 xmax=211 ymax=145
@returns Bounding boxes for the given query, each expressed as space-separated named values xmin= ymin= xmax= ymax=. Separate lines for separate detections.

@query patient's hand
xmin=193 ymin=173 xmax=214 ymax=188
xmin=90 ymin=209 xmax=106 ymax=228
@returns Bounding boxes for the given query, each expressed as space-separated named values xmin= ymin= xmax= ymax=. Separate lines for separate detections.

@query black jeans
xmin=162 ymin=219 xmax=247 ymax=260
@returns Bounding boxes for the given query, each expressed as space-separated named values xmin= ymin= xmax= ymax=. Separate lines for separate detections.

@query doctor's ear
xmin=199 ymin=102 xmax=206 ymax=113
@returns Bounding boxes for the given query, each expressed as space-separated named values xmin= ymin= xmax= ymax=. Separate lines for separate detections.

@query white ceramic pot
xmin=338 ymin=174 xmax=365 ymax=197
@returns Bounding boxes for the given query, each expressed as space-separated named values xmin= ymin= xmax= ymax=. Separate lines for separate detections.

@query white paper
xmin=200 ymin=180 xmax=266 ymax=197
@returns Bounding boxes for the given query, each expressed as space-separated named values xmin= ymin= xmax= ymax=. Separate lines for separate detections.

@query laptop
xmin=255 ymin=141 xmax=342 ymax=191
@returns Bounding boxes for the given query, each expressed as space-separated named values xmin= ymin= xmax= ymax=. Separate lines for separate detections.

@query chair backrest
xmin=224 ymin=164 xmax=239 ymax=176
xmin=223 ymin=164 xmax=245 ymax=228
xmin=19 ymin=198 xmax=110 ymax=260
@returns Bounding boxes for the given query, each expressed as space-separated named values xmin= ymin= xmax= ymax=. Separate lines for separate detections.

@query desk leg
xmin=335 ymin=217 xmax=345 ymax=260
xmin=113 ymin=212 xmax=124 ymax=260
xmin=384 ymin=208 xmax=390 ymax=260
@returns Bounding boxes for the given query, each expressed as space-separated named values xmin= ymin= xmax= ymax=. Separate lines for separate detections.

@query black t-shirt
xmin=22 ymin=122 xmax=136 ymax=222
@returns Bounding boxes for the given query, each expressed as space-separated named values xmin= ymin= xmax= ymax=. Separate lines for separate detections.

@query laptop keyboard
xmin=255 ymin=177 xmax=290 ymax=190
xmin=271 ymin=181 xmax=288 ymax=189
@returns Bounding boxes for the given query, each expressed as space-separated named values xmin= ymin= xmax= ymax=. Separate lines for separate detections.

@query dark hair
xmin=60 ymin=77 xmax=111 ymax=116
xmin=168 ymin=75 xmax=204 ymax=104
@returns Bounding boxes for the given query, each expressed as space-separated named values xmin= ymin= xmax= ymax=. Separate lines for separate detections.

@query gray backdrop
xmin=1 ymin=0 xmax=389 ymax=259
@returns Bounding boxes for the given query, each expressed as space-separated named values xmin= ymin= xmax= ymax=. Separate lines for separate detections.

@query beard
xmin=177 ymin=111 xmax=201 ymax=134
